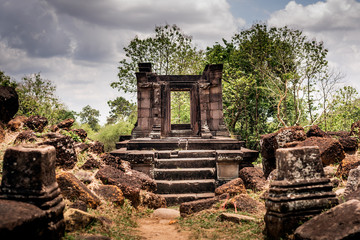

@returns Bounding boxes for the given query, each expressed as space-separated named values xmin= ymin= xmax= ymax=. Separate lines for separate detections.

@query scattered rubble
xmin=294 ymin=199 xmax=360 ymax=240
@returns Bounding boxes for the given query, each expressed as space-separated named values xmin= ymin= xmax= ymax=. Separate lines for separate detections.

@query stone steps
xmin=154 ymin=168 xmax=216 ymax=180
xmin=156 ymin=179 xmax=216 ymax=194
xmin=155 ymin=158 xmax=216 ymax=169
xmin=154 ymin=150 xmax=218 ymax=205
xmin=157 ymin=150 xmax=216 ymax=159
xmin=158 ymin=193 xmax=215 ymax=206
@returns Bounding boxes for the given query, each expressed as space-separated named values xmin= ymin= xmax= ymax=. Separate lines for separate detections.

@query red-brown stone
xmin=215 ymin=178 xmax=246 ymax=196
xmin=24 ymin=115 xmax=48 ymax=132
xmin=290 ymin=137 xmax=345 ymax=166
xmin=239 ymin=167 xmax=266 ymax=191
xmin=336 ymin=155 xmax=360 ymax=179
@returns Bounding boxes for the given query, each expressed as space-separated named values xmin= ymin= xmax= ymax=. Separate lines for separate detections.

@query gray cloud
xmin=0 ymin=0 xmax=242 ymax=123
xmin=0 ymin=0 xmax=71 ymax=57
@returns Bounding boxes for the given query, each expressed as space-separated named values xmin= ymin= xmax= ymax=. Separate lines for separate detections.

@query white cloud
xmin=0 ymin=0 xmax=240 ymax=124
xmin=268 ymin=0 xmax=360 ymax=90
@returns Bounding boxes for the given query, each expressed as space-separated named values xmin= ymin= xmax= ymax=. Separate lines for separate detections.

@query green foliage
xmin=171 ymin=91 xmax=191 ymax=124
xmin=111 ymin=24 xmax=205 ymax=94
xmin=107 ymin=97 xmax=136 ymax=124
xmin=16 ymin=73 xmax=71 ymax=125
xmin=0 ymin=70 xmax=17 ymax=88
xmin=206 ymin=23 xmax=330 ymax=148
xmin=320 ymin=86 xmax=360 ymax=131
xmin=90 ymin=120 xmax=134 ymax=152
xmin=79 ymin=105 xmax=100 ymax=132
xmin=61 ymin=130 xmax=82 ymax=143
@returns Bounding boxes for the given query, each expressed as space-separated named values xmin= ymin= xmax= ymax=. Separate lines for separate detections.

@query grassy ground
xmin=178 ymin=209 xmax=265 ymax=240
xmin=63 ymin=200 xmax=144 ymax=240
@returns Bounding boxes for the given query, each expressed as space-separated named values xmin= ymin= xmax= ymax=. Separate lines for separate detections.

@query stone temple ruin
xmin=264 ymin=146 xmax=338 ymax=239
xmin=112 ymin=63 xmax=259 ymax=205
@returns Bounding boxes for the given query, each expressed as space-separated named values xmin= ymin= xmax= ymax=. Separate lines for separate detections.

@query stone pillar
xmin=198 ymin=81 xmax=212 ymax=139
xmin=149 ymin=82 xmax=162 ymax=139
xmin=132 ymin=63 xmax=154 ymax=138
xmin=0 ymin=145 xmax=65 ymax=239
xmin=264 ymin=146 xmax=338 ymax=239
xmin=206 ymin=64 xmax=229 ymax=137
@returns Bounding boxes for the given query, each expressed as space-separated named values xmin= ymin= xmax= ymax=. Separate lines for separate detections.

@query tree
xmin=16 ymin=73 xmax=69 ymax=124
xmin=206 ymin=23 xmax=329 ymax=148
xmin=107 ymin=97 xmax=136 ymax=124
xmin=171 ymin=91 xmax=191 ymax=124
xmin=324 ymin=86 xmax=360 ymax=131
xmin=111 ymin=24 xmax=205 ymax=94
xmin=79 ymin=105 xmax=100 ymax=131
xmin=0 ymin=70 xmax=17 ymax=88
xmin=316 ymin=69 xmax=344 ymax=130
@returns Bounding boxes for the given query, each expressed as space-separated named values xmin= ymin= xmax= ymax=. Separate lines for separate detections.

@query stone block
xmin=210 ymin=101 xmax=221 ymax=110
xmin=140 ymin=89 xmax=150 ymax=99
xmin=339 ymin=136 xmax=358 ymax=153
xmin=344 ymin=166 xmax=360 ymax=196
xmin=336 ymin=155 xmax=360 ymax=179
xmin=139 ymin=191 xmax=166 ymax=209
xmin=210 ymin=109 xmax=222 ymax=119
xmin=265 ymin=146 xmax=338 ymax=239
xmin=239 ymin=167 xmax=266 ymax=191
xmin=209 ymin=93 xmax=221 ymax=102
xmin=57 ymin=172 xmax=101 ymax=209
xmin=138 ymin=117 xmax=150 ymax=129
xmin=40 ymin=135 xmax=77 ymax=170
xmin=290 ymin=137 xmax=345 ymax=166
xmin=215 ymin=178 xmax=246 ymax=196
xmin=209 ymin=86 xmax=221 ymax=94
xmin=179 ymin=197 xmax=218 ymax=217
xmin=209 ymin=119 xmax=220 ymax=130
xmin=139 ymin=98 xmax=151 ymax=109
xmin=0 ymin=144 xmax=65 ymax=239
xmin=217 ymin=213 xmax=256 ymax=224
xmin=1 ymin=145 xmax=57 ymax=192
xmin=138 ymin=108 xmax=150 ymax=118
xmin=216 ymin=162 xmax=239 ymax=180
xmin=64 ymin=208 xmax=98 ymax=232
xmin=0 ymin=199 xmax=48 ymax=240
xmin=276 ymin=146 xmax=325 ymax=181
xmin=92 ymin=185 xmax=124 ymax=206
xmin=294 ymin=199 xmax=360 ymax=240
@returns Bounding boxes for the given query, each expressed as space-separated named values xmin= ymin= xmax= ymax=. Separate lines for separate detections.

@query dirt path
xmin=137 ymin=217 xmax=191 ymax=240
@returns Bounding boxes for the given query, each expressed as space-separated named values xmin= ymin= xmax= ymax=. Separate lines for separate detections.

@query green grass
xmin=178 ymin=209 xmax=265 ymax=240
xmin=63 ymin=200 xmax=142 ymax=240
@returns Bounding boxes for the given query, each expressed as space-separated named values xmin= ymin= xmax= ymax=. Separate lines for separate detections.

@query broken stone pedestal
xmin=0 ymin=145 xmax=65 ymax=239
xmin=264 ymin=146 xmax=338 ymax=239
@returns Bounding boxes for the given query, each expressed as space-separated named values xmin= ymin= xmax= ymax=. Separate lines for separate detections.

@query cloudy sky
xmin=1 ymin=0 xmax=359 ymax=124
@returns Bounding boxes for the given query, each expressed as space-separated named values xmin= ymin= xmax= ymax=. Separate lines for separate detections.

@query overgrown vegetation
xmin=89 ymin=120 xmax=135 ymax=151
xmin=63 ymin=200 xmax=141 ymax=240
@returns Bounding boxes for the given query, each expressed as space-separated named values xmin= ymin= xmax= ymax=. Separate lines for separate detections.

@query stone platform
xmin=111 ymin=137 xmax=258 ymax=205
xmin=116 ymin=137 xmax=244 ymax=150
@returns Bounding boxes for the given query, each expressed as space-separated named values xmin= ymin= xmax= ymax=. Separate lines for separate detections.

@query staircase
xmin=154 ymin=150 xmax=217 ymax=206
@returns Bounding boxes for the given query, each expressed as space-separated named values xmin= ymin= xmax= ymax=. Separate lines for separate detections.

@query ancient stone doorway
xmin=170 ymin=91 xmax=192 ymax=137
xmin=171 ymin=91 xmax=191 ymax=125
xmin=131 ymin=63 xmax=230 ymax=139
